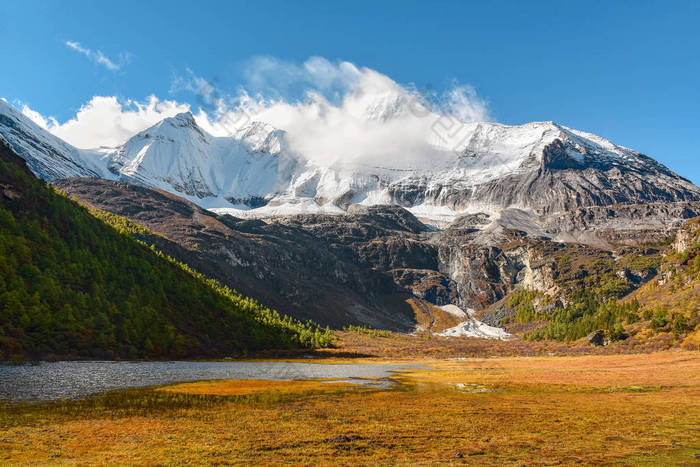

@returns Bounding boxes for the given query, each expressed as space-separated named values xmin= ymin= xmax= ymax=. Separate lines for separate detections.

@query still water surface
xmin=0 ymin=360 xmax=417 ymax=401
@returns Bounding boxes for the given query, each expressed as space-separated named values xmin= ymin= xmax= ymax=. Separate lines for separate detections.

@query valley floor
xmin=1 ymin=351 xmax=699 ymax=465
xmin=327 ymin=327 xmax=682 ymax=359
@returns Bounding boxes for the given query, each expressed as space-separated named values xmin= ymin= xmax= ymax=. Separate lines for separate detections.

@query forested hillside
xmin=0 ymin=141 xmax=330 ymax=360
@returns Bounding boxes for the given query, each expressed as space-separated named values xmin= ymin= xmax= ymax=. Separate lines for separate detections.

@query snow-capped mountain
xmin=1 ymin=99 xmax=698 ymax=223
xmin=106 ymin=112 xmax=298 ymax=203
xmin=0 ymin=100 xmax=109 ymax=180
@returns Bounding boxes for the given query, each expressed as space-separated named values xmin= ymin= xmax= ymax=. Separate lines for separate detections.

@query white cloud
xmin=443 ymin=83 xmax=490 ymax=123
xmin=20 ymin=104 xmax=58 ymax=129
xmin=22 ymin=96 xmax=190 ymax=148
xmin=24 ymin=57 xmax=491 ymax=165
xmin=242 ymin=56 xmax=363 ymax=101
xmin=190 ymin=57 xmax=492 ymax=167
xmin=65 ymin=40 xmax=124 ymax=71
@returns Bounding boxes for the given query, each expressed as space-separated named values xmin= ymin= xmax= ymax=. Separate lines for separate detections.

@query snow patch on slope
xmin=211 ymin=198 xmax=345 ymax=219
xmin=439 ymin=304 xmax=469 ymax=319
xmin=437 ymin=305 xmax=510 ymax=340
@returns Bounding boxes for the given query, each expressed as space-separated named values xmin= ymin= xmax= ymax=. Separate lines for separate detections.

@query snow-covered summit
xmin=233 ymin=121 xmax=286 ymax=155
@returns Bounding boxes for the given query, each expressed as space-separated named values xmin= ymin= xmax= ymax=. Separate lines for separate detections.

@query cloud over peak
xmin=190 ymin=57 xmax=492 ymax=166
xmin=23 ymin=96 xmax=189 ymax=148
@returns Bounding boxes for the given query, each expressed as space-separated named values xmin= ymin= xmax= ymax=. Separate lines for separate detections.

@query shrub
xmin=650 ymin=310 xmax=668 ymax=331
xmin=609 ymin=322 xmax=627 ymax=341
xmin=342 ymin=325 xmax=390 ymax=338
xmin=672 ymin=314 xmax=688 ymax=338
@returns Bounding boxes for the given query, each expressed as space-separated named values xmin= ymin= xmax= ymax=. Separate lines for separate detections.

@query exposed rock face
xmin=587 ymin=330 xmax=608 ymax=346
xmin=673 ymin=219 xmax=700 ymax=253
xmin=541 ymin=202 xmax=700 ymax=246
xmin=54 ymin=177 xmax=697 ymax=330
xmin=375 ymin=131 xmax=700 ymax=222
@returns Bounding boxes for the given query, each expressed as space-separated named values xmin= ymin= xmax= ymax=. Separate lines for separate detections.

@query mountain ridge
xmin=2 ymin=99 xmax=698 ymax=225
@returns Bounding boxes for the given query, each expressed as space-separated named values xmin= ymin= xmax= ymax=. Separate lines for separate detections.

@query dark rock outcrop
xmin=587 ymin=330 xmax=608 ymax=346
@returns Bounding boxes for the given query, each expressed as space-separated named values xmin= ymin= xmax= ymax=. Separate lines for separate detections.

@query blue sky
xmin=1 ymin=0 xmax=698 ymax=182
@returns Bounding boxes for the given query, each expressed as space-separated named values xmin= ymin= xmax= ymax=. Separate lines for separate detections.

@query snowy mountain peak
xmin=156 ymin=110 xmax=196 ymax=124
xmin=233 ymin=121 xmax=286 ymax=155
xmin=359 ymin=92 xmax=417 ymax=121
xmin=450 ymin=120 xmax=645 ymax=171
xmin=141 ymin=111 xmax=204 ymax=139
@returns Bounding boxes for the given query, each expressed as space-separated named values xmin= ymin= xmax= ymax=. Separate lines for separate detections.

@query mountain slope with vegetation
xmin=483 ymin=224 xmax=700 ymax=349
xmin=0 ymin=141 xmax=330 ymax=361
xmin=627 ymin=218 xmax=700 ymax=348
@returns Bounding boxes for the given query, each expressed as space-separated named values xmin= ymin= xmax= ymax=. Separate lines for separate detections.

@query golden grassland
xmin=327 ymin=327 xmax=679 ymax=360
xmin=404 ymin=298 xmax=463 ymax=334
xmin=1 ymin=351 xmax=699 ymax=465
xmin=159 ymin=378 xmax=356 ymax=396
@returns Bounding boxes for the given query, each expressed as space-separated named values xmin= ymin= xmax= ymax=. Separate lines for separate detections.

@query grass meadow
xmin=0 ymin=351 xmax=698 ymax=465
